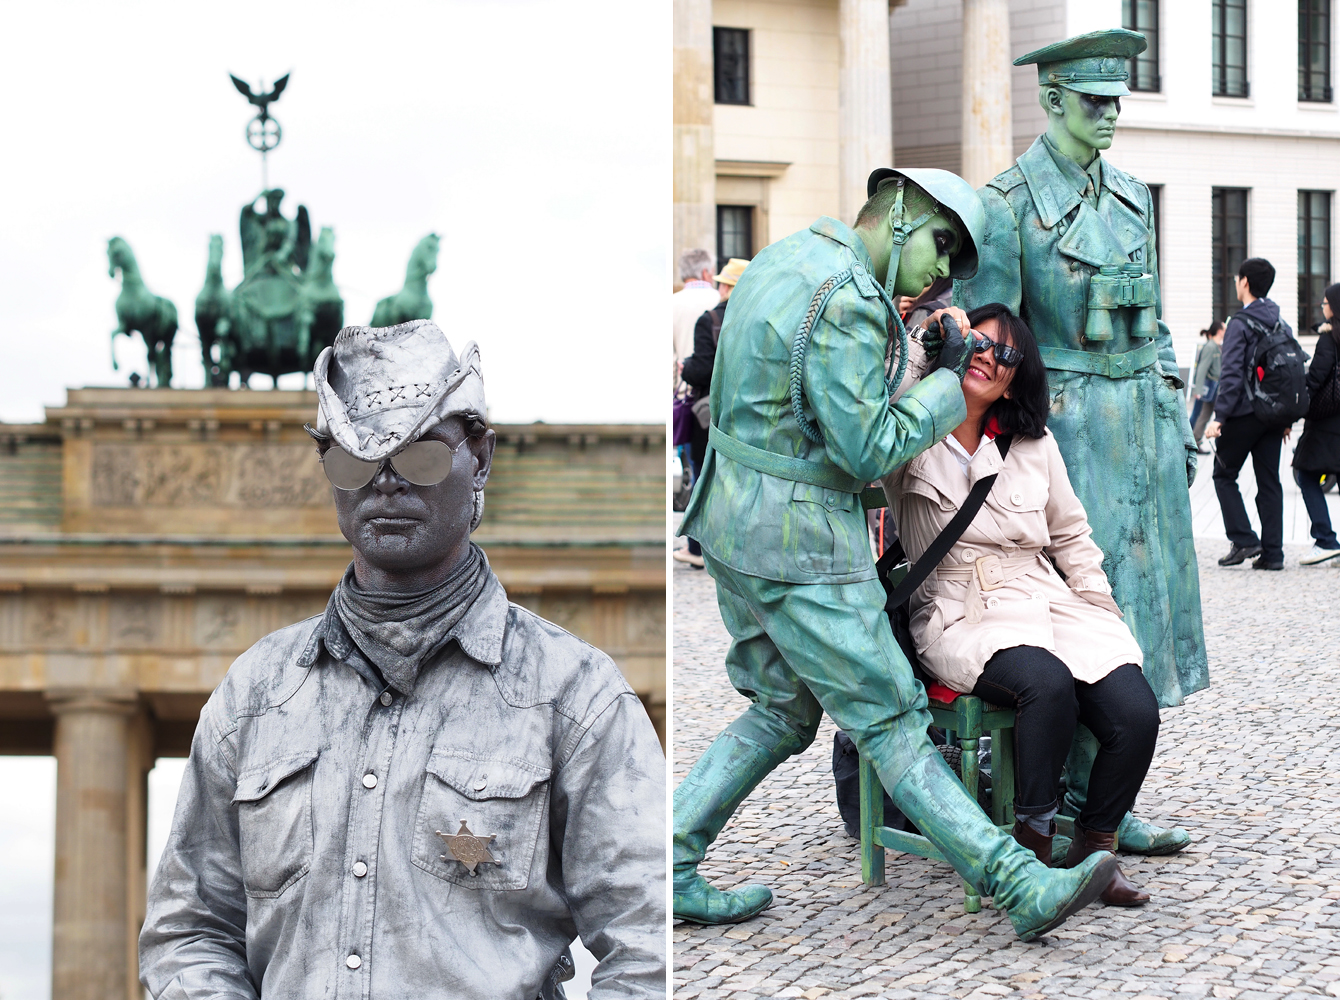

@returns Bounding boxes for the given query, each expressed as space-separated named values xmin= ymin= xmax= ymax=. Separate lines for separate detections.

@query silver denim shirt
xmin=139 ymin=572 xmax=666 ymax=999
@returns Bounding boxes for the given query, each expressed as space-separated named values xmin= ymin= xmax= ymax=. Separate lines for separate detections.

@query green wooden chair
xmin=858 ymin=694 xmax=1077 ymax=912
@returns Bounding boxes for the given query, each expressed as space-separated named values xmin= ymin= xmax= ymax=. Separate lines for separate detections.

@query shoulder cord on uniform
xmin=788 ymin=270 xmax=909 ymax=445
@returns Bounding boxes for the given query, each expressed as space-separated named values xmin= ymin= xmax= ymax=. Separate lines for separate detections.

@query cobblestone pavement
xmin=672 ymin=522 xmax=1340 ymax=1000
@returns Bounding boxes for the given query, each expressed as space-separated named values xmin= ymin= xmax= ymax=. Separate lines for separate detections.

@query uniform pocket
xmin=412 ymin=750 xmax=552 ymax=890
xmin=232 ymin=749 xmax=318 ymax=899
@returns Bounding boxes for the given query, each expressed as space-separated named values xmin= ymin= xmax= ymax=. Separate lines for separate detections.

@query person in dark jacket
xmin=1294 ymin=283 xmax=1340 ymax=565
xmin=675 ymin=257 xmax=748 ymax=568
xmin=1205 ymin=258 xmax=1289 ymax=570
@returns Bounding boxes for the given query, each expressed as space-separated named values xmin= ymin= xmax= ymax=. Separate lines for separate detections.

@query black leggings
xmin=970 ymin=646 xmax=1159 ymax=834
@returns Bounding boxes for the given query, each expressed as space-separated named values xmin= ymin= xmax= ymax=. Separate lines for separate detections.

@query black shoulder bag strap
xmin=876 ymin=433 xmax=1014 ymax=612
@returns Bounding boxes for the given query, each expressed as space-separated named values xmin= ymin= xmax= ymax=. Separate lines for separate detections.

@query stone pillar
xmin=839 ymin=0 xmax=894 ymax=225
xmin=674 ymin=0 xmax=716 ymax=275
xmin=960 ymin=0 xmax=1014 ymax=188
xmin=48 ymin=691 xmax=144 ymax=1000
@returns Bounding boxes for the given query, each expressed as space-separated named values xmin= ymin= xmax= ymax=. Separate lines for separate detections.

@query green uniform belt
xmin=1039 ymin=340 xmax=1158 ymax=379
xmin=708 ymin=424 xmax=866 ymax=493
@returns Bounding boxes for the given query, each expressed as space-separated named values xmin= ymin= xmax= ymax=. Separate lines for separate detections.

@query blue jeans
xmin=1295 ymin=468 xmax=1340 ymax=548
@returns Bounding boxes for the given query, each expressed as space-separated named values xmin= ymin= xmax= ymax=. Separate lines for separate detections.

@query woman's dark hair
xmin=1200 ymin=320 xmax=1224 ymax=340
xmin=964 ymin=302 xmax=1049 ymax=440
xmin=1324 ymin=283 xmax=1340 ymax=322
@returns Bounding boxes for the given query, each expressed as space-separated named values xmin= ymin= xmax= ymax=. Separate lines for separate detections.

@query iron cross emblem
xmin=436 ymin=821 xmax=498 ymax=875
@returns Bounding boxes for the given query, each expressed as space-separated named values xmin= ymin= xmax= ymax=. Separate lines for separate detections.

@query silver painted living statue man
xmin=139 ymin=320 xmax=666 ymax=999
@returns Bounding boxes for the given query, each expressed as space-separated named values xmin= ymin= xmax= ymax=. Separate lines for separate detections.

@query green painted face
xmin=1060 ymin=89 xmax=1120 ymax=152
xmin=891 ymin=211 xmax=962 ymax=298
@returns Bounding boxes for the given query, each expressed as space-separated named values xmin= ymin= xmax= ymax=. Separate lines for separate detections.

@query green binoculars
xmin=1084 ymin=262 xmax=1158 ymax=342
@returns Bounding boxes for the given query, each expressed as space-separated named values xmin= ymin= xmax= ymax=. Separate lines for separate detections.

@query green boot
xmin=673 ymin=730 xmax=792 ymax=924
xmin=1062 ymin=726 xmax=1191 ymax=856
xmin=890 ymin=751 xmax=1118 ymax=942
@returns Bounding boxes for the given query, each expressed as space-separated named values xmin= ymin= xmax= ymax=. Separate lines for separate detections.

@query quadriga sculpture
xmin=109 ymin=236 xmax=178 ymax=388
xmin=371 ymin=233 xmax=440 ymax=327
xmin=192 ymin=190 xmax=343 ymax=386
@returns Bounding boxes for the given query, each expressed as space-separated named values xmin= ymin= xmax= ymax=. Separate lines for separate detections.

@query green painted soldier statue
xmin=675 ymin=168 xmax=1119 ymax=939
xmin=956 ymin=29 xmax=1208 ymax=853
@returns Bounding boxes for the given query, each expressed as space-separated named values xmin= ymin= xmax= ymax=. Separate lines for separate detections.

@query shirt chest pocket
xmin=986 ymin=479 xmax=1046 ymax=517
xmin=232 ymin=749 xmax=318 ymax=899
xmin=412 ymin=751 xmax=552 ymax=891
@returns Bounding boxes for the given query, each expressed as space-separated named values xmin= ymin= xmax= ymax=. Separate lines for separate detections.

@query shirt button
xmin=986 ymin=596 xmax=1001 ymax=609
xmin=1011 ymin=493 xmax=1023 ymax=506
xmin=379 ymin=691 xmax=393 ymax=706
xmin=362 ymin=773 xmax=377 ymax=789
xmin=352 ymin=861 xmax=368 ymax=877
xmin=346 ymin=955 xmax=362 ymax=970
xmin=474 ymin=775 xmax=488 ymax=791
xmin=1070 ymin=261 xmax=1081 ymax=272
xmin=961 ymin=549 xmax=976 ymax=562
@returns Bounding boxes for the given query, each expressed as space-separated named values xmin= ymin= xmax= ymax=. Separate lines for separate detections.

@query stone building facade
xmin=0 ymin=388 xmax=664 ymax=1000
xmin=675 ymin=0 xmax=1340 ymax=366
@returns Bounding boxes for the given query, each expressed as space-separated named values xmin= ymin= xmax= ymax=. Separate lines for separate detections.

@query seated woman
xmin=882 ymin=302 xmax=1159 ymax=906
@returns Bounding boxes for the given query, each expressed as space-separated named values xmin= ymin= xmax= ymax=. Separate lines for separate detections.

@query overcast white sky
xmin=0 ymin=0 xmax=669 ymax=424
xmin=0 ymin=2 xmax=666 ymax=997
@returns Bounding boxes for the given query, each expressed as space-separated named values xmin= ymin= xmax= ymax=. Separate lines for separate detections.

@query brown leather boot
xmin=1063 ymin=822 xmax=1150 ymax=906
xmin=1011 ymin=818 xmax=1055 ymax=866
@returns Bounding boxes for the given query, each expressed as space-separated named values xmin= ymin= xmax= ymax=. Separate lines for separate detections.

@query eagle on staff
xmin=230 ymin=73 xmax=290 ymax=123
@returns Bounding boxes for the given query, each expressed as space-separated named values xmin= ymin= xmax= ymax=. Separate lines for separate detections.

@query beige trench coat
xmin=881 ymin=429 xmax=1143 ymax=695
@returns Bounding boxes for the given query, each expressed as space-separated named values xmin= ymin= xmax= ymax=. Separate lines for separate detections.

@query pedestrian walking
xmin=1294 ymin=283 xmax=1340 ymax=565
xmin=1189 ymin=321 xmax=1224 ymax=452
xmin=675 ymin=257 xmax=749 ymax=569
xmin=1205 ymin=258 xmax=1292 ymax=571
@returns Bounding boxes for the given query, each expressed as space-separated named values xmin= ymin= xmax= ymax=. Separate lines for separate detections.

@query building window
xmin=1212 ymin=0 xmax=1249 ymax=97
xmin=1123 ymin=0 xmax=1161 ymax=92
xmin=717 ymin=206 xmax=753 ymax=271
xmin=1299 ymin=190 xmax=1332 ymax=332
xmin=1212 ymin=189 xmax=1249 ymax=323
xmin=714 ymin=28 xmax=750 ymax=105
xmin=1300 ymin=0 xmax=1333 ymax=102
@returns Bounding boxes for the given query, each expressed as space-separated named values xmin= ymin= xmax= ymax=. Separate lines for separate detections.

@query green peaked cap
xmin=1015 ymin=28 xmax=1147 ymax=96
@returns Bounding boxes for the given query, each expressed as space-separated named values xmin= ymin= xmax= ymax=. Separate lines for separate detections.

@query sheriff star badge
xmin=436 ymin=821 xmax=499 ymax=875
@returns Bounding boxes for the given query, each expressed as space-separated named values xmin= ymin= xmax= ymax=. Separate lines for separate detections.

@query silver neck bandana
xmin=333 ymin=544 xmax=492 ymax=693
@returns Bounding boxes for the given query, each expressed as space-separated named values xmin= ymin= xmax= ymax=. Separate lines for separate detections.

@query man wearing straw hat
xmin=140 ymin=320 xmax=666 ymax=999
xmin=677 ymin=256 xmax=750 ymax=568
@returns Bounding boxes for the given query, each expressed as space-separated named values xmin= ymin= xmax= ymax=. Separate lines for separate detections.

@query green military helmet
xmin=865 ymin=167 xmax=986 ymax=285
xmin=1014 ymin=28 xmax=1147 ymax=97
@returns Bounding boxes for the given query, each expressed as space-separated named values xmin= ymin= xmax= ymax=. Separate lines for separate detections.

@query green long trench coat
xmin=680 ymin=217 xmax=965 ymax=585
xmin=956 ymin=137 xmax=1208 ymax=707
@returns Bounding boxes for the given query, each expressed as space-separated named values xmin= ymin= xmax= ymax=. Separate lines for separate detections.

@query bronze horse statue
xmin=109 ymin=236 xmax=178 ymax=388
xmin=195 ymin=234 xmax=232 ymax=386
xmin=371 ymin=233 xmax=440 ymax=327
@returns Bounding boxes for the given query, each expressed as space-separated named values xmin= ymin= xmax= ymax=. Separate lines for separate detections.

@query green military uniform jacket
xmin=680 ymin=217 xmax=965 ymax=585
xmin=956 ymin=136 xmax=1208 ymax=707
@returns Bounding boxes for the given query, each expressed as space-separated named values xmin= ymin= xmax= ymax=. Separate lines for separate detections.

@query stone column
xmin=674 ymin=0 xmax=716 ymax=274
xmin=960 ymin=0 xmax=1014 ymax=188
xmin=839 ymin=0 xmax=894 ymax=225
xmin=48 ymin=691 xmax=142 ymax=1000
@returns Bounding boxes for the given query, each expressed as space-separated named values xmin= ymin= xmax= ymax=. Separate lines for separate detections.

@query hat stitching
xmin=414 ymin=383 xmax=434 ymax=397
xmin=389 ymin=385 xmax=406 ymax=402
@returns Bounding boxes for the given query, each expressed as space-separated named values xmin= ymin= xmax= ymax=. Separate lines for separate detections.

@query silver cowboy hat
xmin=313 ymin=319 xmax=487 ymax=462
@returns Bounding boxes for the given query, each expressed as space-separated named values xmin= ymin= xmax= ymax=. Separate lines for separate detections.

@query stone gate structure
xmin=0 ymin=387 xmax=664 ymax=1000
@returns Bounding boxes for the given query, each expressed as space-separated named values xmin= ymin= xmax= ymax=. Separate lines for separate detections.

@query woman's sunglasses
xmin=970 ymin=331 xmax=1024 ymax=368
xmin=321 ymin=439 xmax=457 ymax=490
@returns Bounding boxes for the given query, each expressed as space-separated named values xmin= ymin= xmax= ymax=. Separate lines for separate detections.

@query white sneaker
xmin=1300 ymin=545 xmax=1340 ymax=566
xmin=672 ymin=549 xmax=705 ymax=568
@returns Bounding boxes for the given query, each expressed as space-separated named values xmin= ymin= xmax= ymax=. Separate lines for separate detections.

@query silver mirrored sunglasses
xmin=321 ymin=439 xmax=456 ymax=490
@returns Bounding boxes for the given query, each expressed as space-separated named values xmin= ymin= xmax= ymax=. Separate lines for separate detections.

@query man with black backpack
xmin=1206 ymin=257 xmax=1311 ymax=571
